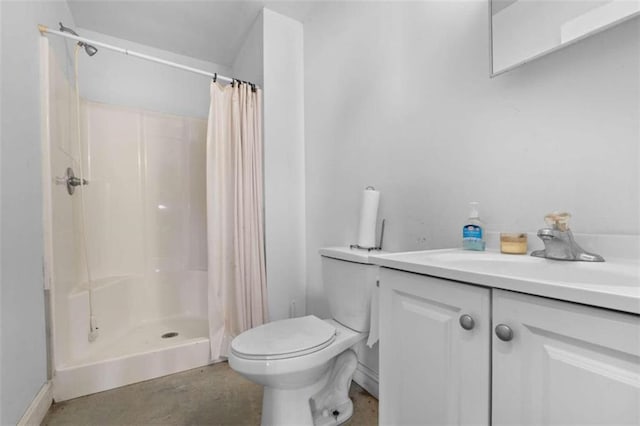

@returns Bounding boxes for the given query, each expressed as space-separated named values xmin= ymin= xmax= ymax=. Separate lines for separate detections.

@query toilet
xmin=229 ymin=247 xmax=380 ymax=426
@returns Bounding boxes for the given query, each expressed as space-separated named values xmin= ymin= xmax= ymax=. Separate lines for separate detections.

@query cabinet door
xmin=379 ymin=268 xmax=491 ymax=425
xmin=493 ymin=289 xmax=640 ymax=425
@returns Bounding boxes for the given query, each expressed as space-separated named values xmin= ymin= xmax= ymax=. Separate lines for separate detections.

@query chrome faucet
xmin=530 ymin=212 xmax=604 ymax=262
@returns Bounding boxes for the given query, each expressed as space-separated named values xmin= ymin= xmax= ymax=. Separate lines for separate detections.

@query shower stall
xmin=41 ymin=36 xmax=211 ymax=401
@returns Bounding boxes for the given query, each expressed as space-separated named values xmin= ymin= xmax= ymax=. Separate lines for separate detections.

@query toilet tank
xmin=319 ymin=247 xmax=384 ymax=332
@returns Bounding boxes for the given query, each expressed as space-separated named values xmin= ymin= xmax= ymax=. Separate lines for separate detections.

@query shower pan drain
xmin=161 ymin=332 xmax=179 ymax=339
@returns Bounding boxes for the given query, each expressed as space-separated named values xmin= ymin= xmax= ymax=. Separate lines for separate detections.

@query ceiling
xmin=491 ymin=0 xmax=518 ymax=16
xmin=67 ymin=1 xmax=318 ymax=66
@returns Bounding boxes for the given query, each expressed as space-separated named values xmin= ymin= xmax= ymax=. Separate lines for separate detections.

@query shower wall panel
xmin=140 ymin=111 xmax=207 ymax=321
xmin=46 ymin=44 xmax=83 ymax=367
xmin=48 ymin=91 xmax=207 ymax=366
xmin=46 ymin=41 xmax=209 ymax=384
xmin=81 ymin=103 xmax=145 ymax=283
xmin=80 ymin=102 xmax=207 ymax=327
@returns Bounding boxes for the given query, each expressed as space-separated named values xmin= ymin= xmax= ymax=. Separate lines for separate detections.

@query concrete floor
xmin=42 ymin=362 xmax=378 ymax=425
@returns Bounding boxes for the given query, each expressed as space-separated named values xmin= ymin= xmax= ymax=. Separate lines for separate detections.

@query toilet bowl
xmin=229 ymin=247 xmax=382 ymax=426
xmin=229 ymin=316 xmax=365 ymax=425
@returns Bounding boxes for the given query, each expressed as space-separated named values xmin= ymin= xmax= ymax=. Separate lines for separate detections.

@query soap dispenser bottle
xmin=462 ymin=202 xmax=485 ymax=251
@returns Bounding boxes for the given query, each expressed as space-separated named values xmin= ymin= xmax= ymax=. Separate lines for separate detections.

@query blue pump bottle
xmin=462 ymin=202 xmax=485 ymax=251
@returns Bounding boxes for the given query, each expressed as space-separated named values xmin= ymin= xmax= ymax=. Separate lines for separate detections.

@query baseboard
xmin=18 ymin=381 xmax=53 ymax=426
xmin=353 ymin=362 xmax=379 ymax=399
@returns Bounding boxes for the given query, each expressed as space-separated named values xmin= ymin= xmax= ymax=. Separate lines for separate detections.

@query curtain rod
xmin=38 ymin=24 xmax=240 ymax=85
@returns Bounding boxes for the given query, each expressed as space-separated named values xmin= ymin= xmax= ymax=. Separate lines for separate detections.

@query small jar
xmin=500 ymin=233 xmax=528 ymax=254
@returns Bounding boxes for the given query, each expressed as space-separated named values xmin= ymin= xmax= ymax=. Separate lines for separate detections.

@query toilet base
xmin=310 ymin=349 xmax=358 ymax=426
xmin=260 ymin=349 xmax=358 ymax=426
xmin=261 ymin=376 xmax=329 ymax=426
xmin=312 ymin=399 xmax=353 ymax=426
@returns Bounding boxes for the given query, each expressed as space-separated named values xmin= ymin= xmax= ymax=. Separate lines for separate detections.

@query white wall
xmin=263 ymin=9 xmax=306 ymax=320
xmin=232 ymin=11 xmax=264 ymax=87
xmin=77 ymin=29 xmax=231 ymax=118
xmin=1 ymin=0 xmax=3 ymax=418
xmin=304 ymin=2 xmax=639 ymax=317
xmin=0 ymin=1 xmax=76 ymax=424
xmin=0 ymin=3 xmax=4 ymax=422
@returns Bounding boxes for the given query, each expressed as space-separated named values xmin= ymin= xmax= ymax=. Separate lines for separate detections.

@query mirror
xmin=490 ymin=0 xmax=640 ymax=76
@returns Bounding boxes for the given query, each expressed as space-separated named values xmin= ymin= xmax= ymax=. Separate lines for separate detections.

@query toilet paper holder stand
xmin=350 ymin=218 xmax=386 ymax=252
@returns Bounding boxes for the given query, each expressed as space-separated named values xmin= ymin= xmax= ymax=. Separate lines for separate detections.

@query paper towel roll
xmin=357 ymin=188 xmax=380 ymax=248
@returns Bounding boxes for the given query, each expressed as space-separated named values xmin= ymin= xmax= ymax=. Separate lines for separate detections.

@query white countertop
xmin=370 ymin=249 xmax=640 ymax=315
xmin=319 ymin=246 xmax=390 ymax=264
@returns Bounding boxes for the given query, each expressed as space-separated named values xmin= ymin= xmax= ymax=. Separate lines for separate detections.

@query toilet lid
xmin=231 ymin=315 xmax=336 ymax=360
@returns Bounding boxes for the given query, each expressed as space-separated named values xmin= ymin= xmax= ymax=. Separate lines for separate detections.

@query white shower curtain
xmin=206 ymin=80 xmax=268 ymax=360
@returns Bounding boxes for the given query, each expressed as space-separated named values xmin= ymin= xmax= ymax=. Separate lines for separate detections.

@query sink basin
xmin=370 ymin=249 xmax=640 ymax=314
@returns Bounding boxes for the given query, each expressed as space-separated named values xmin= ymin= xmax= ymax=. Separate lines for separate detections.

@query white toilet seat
xmin=231 ymin=315 xmax=337 ymax=361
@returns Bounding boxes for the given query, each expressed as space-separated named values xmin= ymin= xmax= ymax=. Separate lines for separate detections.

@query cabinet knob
xmin=495 ymin=324 xmax=514 ymax=341
xmin=459 ymin=314 xmax=475 ymax=330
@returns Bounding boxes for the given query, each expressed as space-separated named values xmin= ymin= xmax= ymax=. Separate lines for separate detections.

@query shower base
xmin=53 ymin=316 xmax=211 ymax=401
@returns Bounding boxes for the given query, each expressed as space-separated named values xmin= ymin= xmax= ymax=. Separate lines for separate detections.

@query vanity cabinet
xmin=492 ymin=289 xmax=640 ymax=426
xmin=378 ymin=268 xmax=491 ymax=425
xmin=379 ymin=267 xmax=640 ymax=426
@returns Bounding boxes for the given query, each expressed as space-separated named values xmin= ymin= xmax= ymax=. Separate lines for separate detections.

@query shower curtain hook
xmin=213 ymin=73 xmax=217 ymax=83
